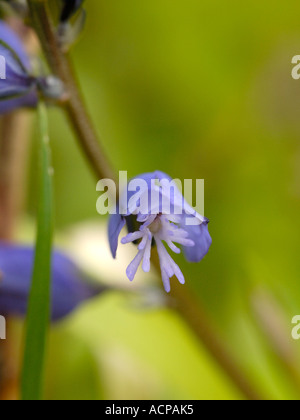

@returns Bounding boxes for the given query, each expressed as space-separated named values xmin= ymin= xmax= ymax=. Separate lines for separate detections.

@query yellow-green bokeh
xmin=23 ymin=0 xmax=300 ymax=400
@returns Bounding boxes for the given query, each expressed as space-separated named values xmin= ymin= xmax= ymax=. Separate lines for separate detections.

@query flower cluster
xmin=109 ymin=171 xmax=212 ymax=293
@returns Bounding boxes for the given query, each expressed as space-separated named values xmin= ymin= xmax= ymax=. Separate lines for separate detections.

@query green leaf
xmin=21 ymin=102 xmax=53 ymax=401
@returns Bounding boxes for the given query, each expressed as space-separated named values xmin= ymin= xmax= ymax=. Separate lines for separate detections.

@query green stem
xmin=26 ymin=0 xmax=263 ymax=400
xmin=21 ymin=102 xmax=53 ymax=400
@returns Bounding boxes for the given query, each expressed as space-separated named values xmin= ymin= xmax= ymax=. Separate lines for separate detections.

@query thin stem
xmin=0 ymin=111 xmax=32 ymax=401
xmin=21 ymin=102 xmax=53 ymax=401
xmin=0 ymin=112 xmax=32 ymax=240
xmin=170 ymin=282 xmax=261 ymax=400
xmin=0 ymin=20 xmax=37 ymax=400
xmin=27 ymin=0 xmax=116 ymax=182
xmin=150 ymin=250 xmax=262 ymax=400
xmin=26 ymin=0 xmax=263 ymax=400
xmin=171 ymin=282 xmax=262 ymax=400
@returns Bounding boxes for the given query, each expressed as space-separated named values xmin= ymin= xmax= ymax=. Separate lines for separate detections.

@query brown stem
xmin=170 ymin=283 xmax=261 ymax=400
xmin=27 ymin=0 xmax=264 ymax=400
xmin=27 ymin=0 xmax=116 ymax=182
xmin=0 ymin=319 xmax=20 ymax=401
xmin=0 ymin=19 xmax=36 ymax=401
xmin=0 ymin=112 xmax=32 ymax=240
xmin=0 ymin=109 xmax=33 ymax=402
xmin=150 ymin=250 xmax=263 ymax=400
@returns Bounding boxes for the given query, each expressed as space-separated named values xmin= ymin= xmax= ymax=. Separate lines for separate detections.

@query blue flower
xmin=108 ymin=171 xmax=212 ymax=293
xmin=0 ymin=20 xmax=38 ymax=114
xmin=0 ymin=243 xmax=105 ymax=322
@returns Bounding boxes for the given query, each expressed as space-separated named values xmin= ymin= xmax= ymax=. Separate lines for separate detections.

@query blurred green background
xmin=22 ymin=0 xmax=300 ymax=399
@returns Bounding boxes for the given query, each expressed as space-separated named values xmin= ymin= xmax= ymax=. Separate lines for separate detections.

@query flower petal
xmin=0 ymin=243 xmax=105 ymax=322
xmin=0 ymin=21 xmax=30 ymax=72
xmin=0 ymin=90 xmax=37 ymax=114
xmin=108 ymin=213 xmax=126 ymax=258
xmin=126 ymin=249 xmax=144 ymax=281
xmin=0 ymin=20 xmax=38 ymax=114
xmin=182 ymin=220 xmax=212 ymax=263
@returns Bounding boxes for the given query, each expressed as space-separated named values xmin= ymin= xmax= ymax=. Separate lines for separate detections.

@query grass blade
xmin=21 ymin=102 xmax=53 ymax=400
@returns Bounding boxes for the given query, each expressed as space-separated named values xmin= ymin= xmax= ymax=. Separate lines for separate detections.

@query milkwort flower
xmin=0 ymin=20 xmax=38 ymax=114
xmin=0 ymin=243 xmax=106 ymax=321
xmin=108 ymin=171 xmax=212 ymax=293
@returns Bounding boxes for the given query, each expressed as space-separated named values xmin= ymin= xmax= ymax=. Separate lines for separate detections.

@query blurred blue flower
xmin=108 ymin=171 xmax=212 ymax=293
xmin=0 ymin=20 xmax=38 ymax=114
xmin=0 ymin=243 xmax=105 ymax=322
